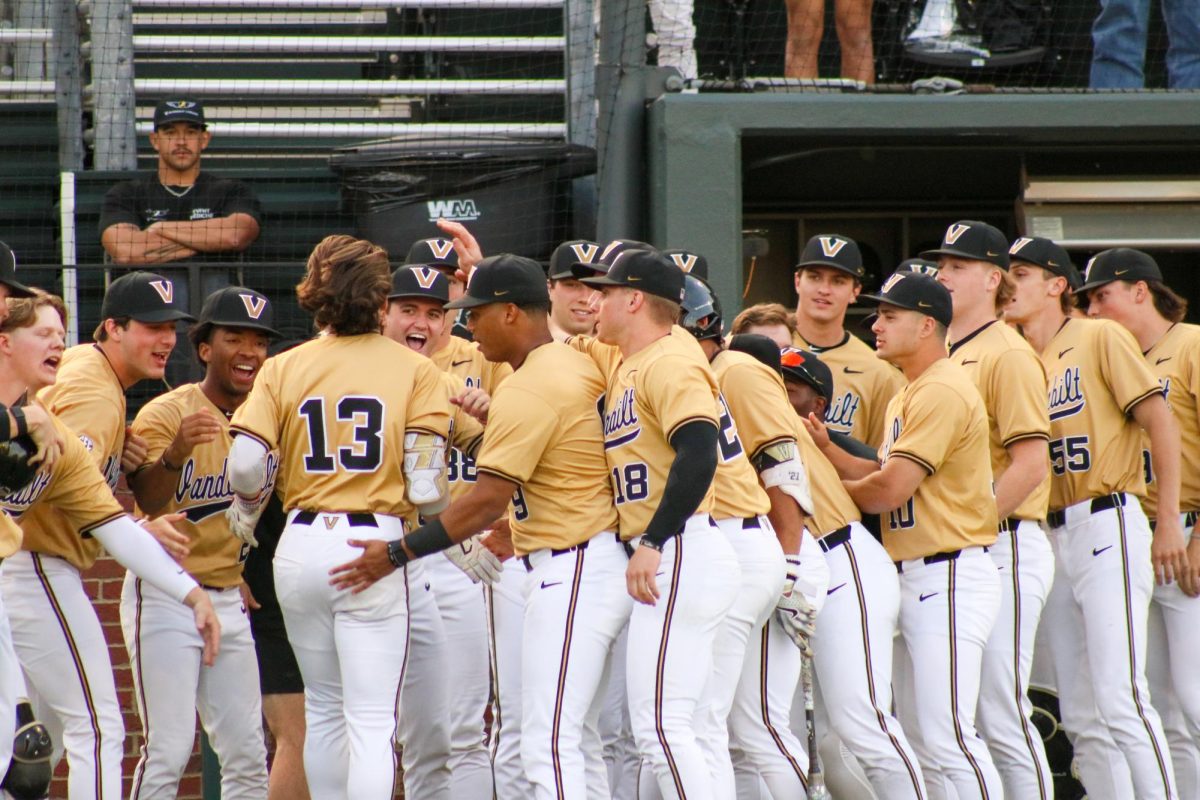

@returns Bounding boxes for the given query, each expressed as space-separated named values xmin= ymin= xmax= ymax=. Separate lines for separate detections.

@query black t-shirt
xmin=99 ymin=172 xmax=263 ymax=260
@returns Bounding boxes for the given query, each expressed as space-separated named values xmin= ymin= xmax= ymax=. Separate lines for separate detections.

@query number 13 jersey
xmin=230 ymin=333 xmax=451 ymax=517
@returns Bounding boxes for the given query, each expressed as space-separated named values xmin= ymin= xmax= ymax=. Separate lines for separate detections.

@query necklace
xmin=160 ymin=182 xmax=194 ymax=199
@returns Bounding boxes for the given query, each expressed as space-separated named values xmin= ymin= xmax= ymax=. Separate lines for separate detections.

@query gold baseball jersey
xmin=879 ymin=359 xmax=998 ymax=561
xmin=230 ymin=333 xmax=451 ymax=518
xmin=474 ymin=342 xmax=617 ymax=554
xmin=708 ymin=349 xmax=780 ymax=520
xmin=22 ymin=344 xmax=126 ymax=567
xmin=792 ymin=331 xmax=905 ymax=448
xmin=431 ymin=335 xmax=512 ymax=500
xmin=949 ymin=320 xmax=1052 ymax=522
xmin=790 ymin=413 xmax=861 ymax=536
xmin=3 ymin=413 xmax=127 ymax=568
xmin=1139 ymin=322 xmax=1200 ymax=516
xmin=1039 ymin=318 xmax=1162 ymax=510
xmin=572 ymin=328 xmax=721 ymax=539
xmin=131 ymin=384 xmax=281 ymax=588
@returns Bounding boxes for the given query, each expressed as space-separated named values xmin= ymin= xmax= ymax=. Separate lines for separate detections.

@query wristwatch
xmin=386 ymin=539 xmax=410 ymax=569
xmin=638 ymin=538 xmax=664 ymax=553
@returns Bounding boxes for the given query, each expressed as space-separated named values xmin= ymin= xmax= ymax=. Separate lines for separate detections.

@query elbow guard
xmin=754 ymin=440 xmax=815 ymax=517
xmin=404 ymin=431 xmax=449 ymax=514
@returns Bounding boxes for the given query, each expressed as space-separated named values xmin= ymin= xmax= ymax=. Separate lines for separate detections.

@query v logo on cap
xmin=239 ymin=293 xmax=267 ymax=320
xmin=818 ymin=236 xmax=848 ymax=258
xmin=943 ymin=224 xmax=971 ymax=245
xmin=149 ymin=280 xmax=174 ymax=304
xmin=412 ymin=267 xmax=439 ymax=289
xmin=880 ymin=273 xmax=906 ymax=293
xmin=571 ymin=243 xmax=600 ymax=264
xmin=429 ymin=240 xmax=455 ymax=261
xmin=1010 ymin=237 xmax=1034 ymax=254
xmin=670 ymin=253 xmax=698 ymax=273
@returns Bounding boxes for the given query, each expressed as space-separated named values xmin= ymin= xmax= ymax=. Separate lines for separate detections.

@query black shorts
xmin=250 ymin=601 xmax=304 ymax=696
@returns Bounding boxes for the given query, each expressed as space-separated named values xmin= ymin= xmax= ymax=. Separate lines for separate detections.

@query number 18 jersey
xmin=230 ymin=333 xmax=451 ymax=517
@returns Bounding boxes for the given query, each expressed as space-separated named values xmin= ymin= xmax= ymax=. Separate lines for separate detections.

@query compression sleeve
xmin=229 ymin=433 xmax=269 ymax=497
xmin=91 ymin=517 xmax=198 ymax=602
xmin=641 ymin=420 xmax=718 ymax=547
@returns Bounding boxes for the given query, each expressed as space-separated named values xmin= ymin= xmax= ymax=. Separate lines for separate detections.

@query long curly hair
xmin=296 ymin=235 xmax=390 ymax=336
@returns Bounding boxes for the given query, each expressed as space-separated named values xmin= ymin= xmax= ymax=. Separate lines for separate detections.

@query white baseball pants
xmin=120 ymin=575 xmax=269 ymax=800
xmin=0 ymin=588 xmax=23 ymax=783
xmin=274 ymin=511 xmax=409 ymax=800
xmin=486 ymin=560 xmax=533 ymax=797
xmin=976 ymin=519 xmax=1056 ymax=800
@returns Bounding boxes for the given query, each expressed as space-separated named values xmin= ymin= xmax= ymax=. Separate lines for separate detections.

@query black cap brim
xmin=919 ymin=247 xmax=1007 ymax=267
xmin=0 ymin=278 xmax=36 ymax=298
xmin=132 ymin=309 xmax=197 ymax=323
xmin=443 ymin=294 xmax=491 ymax=310
xmin=794 ymin=260 xmax=862 ymax=277
xmin=1073 ymin=278 xmax=1115 ymax=294
xmin=195 ymin=319 xmax=283 ymax=340
xmin=549 ymin=264 xmax=590 ymax=280
xmin=576 ymin=273 xmax=624 ymax=289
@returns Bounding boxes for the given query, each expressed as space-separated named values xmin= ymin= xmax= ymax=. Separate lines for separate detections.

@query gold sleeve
xmin=642 ymin=354 xmax=720 ymax=440
xmin=41 ymin=423 xmax=126 ymax=533
xmin=889 ymin=381 xmax=970 ymax=475
xmin=721 ymin=362 xmax=795 ymax=460
xmin=39 ymin=382 xmax=123 ymax=469
xmin=475 ymin=388 xmax=559 ymax=486
xmin=452 ymin=404 xmax=486 ymax=458
xmin=404 ymin=358 xmax=453 ymax=438
xmin=566 ymin=335 xmax=622 ymax=379
xmin=1099 ymin=323 xmax=1164 ymax=415
xmin=229 ymin=357 xmax=282 ymax=450
xmin=988 ymin=348 xmax=1051 ymax=446
xmin=130 ymin=395 xmax=183 ymax=470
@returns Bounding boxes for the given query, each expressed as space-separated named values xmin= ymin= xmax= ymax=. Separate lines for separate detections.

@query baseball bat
xmin=802 ymin=650 xmax=831 ymax=800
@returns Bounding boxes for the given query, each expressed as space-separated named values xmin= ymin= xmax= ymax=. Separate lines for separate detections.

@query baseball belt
xmin=817 ymin=525 xmax=852 ymax=553
xmin=291 ymin=510 xmax=379 ymax=528
xmin=1046 ymin=492 xmax=1127 ymax=529
xmin=895 ymin=545 xmax=989 ymax=573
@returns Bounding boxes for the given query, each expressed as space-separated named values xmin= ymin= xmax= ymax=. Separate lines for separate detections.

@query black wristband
xmin=404 ymin=518 xmax=454 ymax=558
xmin=10 ymin=406 xmax=28 ymax=439
xmin=0 ymin=402 xmax=9 ymax=442
xmin=386 ymin=539 xmax=411 ymax=569
xmin=160 ymin=453 xmax=184 ymax=472
xmin=638 ymin=537 xmax=665 ymax=553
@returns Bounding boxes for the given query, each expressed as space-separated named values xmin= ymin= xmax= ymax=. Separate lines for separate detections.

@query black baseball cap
xmin=405 ymin=238 xmax=459 ymax=273
xmin=582 ymin=239 xmax=658 ymax=276
xmin=195 ymin=287 xmax=280 ymax=338
xmin=153 ymin=98 xmax=206 ymax=130
xmin=921 ymin=220 xmax=1010 ymax=269
xmin=795 ymin=234 xmax=865 ymax=280
xmin=662 ymin=248 xmax=709 ymax=279
xmin=576 ymin=249 xmax=685 ymax=304
xmin=1076 ymin=248 xmax=1162 ymax=294
xmin=0 ymin=242 xmax=36 ymax=298
xmin=445 ymin=254 xmax=549 ymax=310
xmin=101 ymin=272 xmax=195 ymax=323
xmin=897 ymin=257 xmax=940 ymax=277
xmin=390 ymin=265 xmax=450 ymax=303
xmin=780 ymin=347 xmax=834 ymax=404
xmin=728 ymin=333 xmax=783 ymax=375
xmin=1007 ymin=236 xmax=1081 ymax=289
xmin=861 ymin=270 xmax=953 ymax=328
xmin=548 ymin=240 xmax=602 ymax=280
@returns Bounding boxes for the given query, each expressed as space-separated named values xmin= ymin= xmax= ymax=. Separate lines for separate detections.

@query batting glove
xmin=226 ymin=493 xmax=265 ymax=548
xmin=776 ymin=554 xmax=818 ymax=657
xmin=443 ymin=536 xmax=503 ymax=585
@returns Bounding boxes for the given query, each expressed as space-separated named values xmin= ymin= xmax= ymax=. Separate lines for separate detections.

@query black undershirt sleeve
xmin=642 ymin=420 xmax=719 ymax=547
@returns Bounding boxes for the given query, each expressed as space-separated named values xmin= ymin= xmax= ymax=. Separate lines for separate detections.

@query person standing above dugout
xmin=792 ymin=234 xmax=905 ymax=449
xmin=124 ymin=286 xmax=282 ymax=799
xmin=1005 ymin=242 xmax=1183 ymax=800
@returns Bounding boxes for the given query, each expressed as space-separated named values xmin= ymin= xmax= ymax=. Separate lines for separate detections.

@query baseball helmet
xmin=679 ymin=275 xmax=723 ymax=341
xmin=0 ymin=435 xmax=39 ymax=497
xmin=2 ymin=699 xmax=53 ymax=800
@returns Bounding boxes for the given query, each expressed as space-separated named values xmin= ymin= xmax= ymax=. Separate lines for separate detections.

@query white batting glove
xmin=443 ymin=536 xmax=503 ymax=585
xmin=776 ymin=554 xmax=819 ymax=657
xmin=225 ymin=494 xmax=265 ymax=548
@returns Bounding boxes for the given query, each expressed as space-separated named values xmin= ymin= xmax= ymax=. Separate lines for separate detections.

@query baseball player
xmin=331 ymin=254 xmax=628 ymax=798
xmin=571 ymin=248 xmax=740 ymax=799
xmin=0 ymin=274 xmax=213 ymax=800
xmin=792 ymin=234 xmax=906 ymax=449
xmin=772 ymin=345 xmax=927 ymax=800
xmin=1078 ymin=247 xmax=1200 ymax=796
xmin=381 ymin=264 xmax=496 ymax=800
xmin=928 ymin=222 xmax=1057 ymax=799
xmin=817 ymin=271 xmax=1004 ymax=799
xmin=730 ymin=303 xmax=796 ymax=349
xmin=1005 ymin=244 xmax=1183 ymax=800
xmin=546 ymin=239 xmax=602 ymax=339
xmin=678 ymin=276 xmax=822 ymax=798
xmin=123 ymin=287 xmax=281 ymax=798
xmin=226 ymin=234 xmax=451 ymax=800
xmin=406 ymin=234 xmax=475 ymax=341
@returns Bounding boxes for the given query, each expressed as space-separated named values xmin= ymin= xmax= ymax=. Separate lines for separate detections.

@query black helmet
xmin=679 ymin=275 xmax=723 ymax=341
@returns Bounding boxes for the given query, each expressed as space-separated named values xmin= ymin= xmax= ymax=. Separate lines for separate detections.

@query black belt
xmin=1150 ymin=510 xmax=1199 ymax=531
xmin=999 ymin=517 xmax=1031 ymax=533
xmin=895 ymin=546 xmax=988 ymax=573
xmin=742 ymin=517 xmax=761 ymax=531
xmin=521 ymin=537 xmax=600 ymax=572
xmin=818 ymin=525 xmax=851 ymax=553
xmin=200 ymin=583 xmax=236 ymax=592
xmin=291 ymin=510 xmax=378 ymax=528
xmin=1046 ymin=493 xmax=1126 ymax=529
